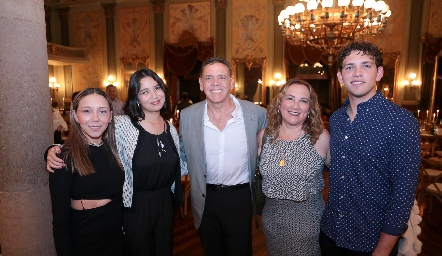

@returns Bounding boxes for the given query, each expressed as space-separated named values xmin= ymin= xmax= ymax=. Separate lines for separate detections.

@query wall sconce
xmin=269 ymin=73 xmax=285 ymax=87
xmin=49 ymin=76 xmax=60 ymax=92
xmin=383 ymin=86 xmax=389 ymax=98
xmin=105 ymin=75 xmax=116 ymax=86
xmin=402 ymin=72 xmax=421 ymax=86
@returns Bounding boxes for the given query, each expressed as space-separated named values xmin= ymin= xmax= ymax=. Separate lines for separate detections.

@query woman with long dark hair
xmin=115 ymin=68 xmax=185 ymax=255
xmin=49 ymin=88 xmax=124 ymax=256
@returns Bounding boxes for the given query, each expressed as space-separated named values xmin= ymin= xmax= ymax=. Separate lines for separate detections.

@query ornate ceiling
xmin=43 ymin=0 xmax=145 ymax=7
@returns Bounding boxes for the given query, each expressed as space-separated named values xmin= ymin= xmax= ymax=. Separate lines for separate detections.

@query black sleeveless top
xmin=132 ymin=121 xmax=179 ymax=193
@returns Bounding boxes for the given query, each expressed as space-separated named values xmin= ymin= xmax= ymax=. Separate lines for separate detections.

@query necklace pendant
xmin=279 ymin=159 xmax=285 ymax=167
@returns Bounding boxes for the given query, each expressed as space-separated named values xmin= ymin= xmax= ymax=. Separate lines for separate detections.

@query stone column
xmin=150 ymin=0 xmax=165 ymax=74
xmin=273 ymin=0 xmax=285 ymax=75
xmin=0 ymin=1 xmax=55 ymax=255
xmin=58 ymin=7 xmax=70 ymax=46
xmin=102 ymin=3 xmax=117 ymax=79
xmin=214 ymin=0 xmax=227 ymax=58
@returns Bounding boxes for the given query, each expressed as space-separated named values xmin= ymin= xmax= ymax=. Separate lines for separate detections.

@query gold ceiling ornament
xmin=278 ymin=0 xmax=392 ymax=61
xmin=232 ymin=54 xmax=267 ymax=71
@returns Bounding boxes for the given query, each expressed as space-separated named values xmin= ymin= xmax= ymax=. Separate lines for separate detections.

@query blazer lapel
xmin=193 ymin=103 xmax=207 ymax=164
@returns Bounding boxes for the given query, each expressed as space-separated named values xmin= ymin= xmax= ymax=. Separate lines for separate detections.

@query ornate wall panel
xmin=119 ymin=6 xmax=150 ymax=58
xmin=428 ymin=0 xmax=442 ymax=37
xmin=231 ymin=0 xmax=268 ymax=58
xmin=168 ymin=2 xmax=211 ymax=43
xmin=71 ymin=11 xmax=104 ymax=90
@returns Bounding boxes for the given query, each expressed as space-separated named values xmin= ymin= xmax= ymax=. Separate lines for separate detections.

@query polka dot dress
xmin=260 ymin=134 xmax=325 ymax=256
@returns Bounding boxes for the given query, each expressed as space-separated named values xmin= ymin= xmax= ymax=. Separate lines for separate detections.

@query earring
xmin=277 ymin=109 xmax=280 ymax=113
xmin=137 ymin=102 xmax=140 ymax=108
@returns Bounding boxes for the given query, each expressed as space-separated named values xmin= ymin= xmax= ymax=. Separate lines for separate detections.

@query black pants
xmin=319 ymin=231 xmax=399 ymax=256
xmin=199 ymin=184 xmax=253 ymax=256
xmin=71 ymin=199 xmax=124 ymax=256
xmin=123 ymin=187 xmax=174 ymax=256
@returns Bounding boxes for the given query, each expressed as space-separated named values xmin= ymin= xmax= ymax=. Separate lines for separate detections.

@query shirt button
xmin=342 ymin=156 xmax=346 ymax=159
xmin=345 ymin=136 xmax=348 ymax=139
xmin=339 ymin=214 xmax=343 ymax=218
xmin=202 ymin=194 xmax=205 ymax=198
xmin=341 ymin=175 xmax=345 ymax=179
xmin=340 ymin=195 xmax=344 ymax=199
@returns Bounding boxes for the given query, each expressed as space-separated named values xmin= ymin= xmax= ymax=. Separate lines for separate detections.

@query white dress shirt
xmin=112 ymin=98 xmax=125 ymax=115
xmin=203 ymin=95 xmax=249 ymax=185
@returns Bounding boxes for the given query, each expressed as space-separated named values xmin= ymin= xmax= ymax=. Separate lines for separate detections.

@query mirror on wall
xmin=232 ymin=54 xmax=266 ymax=106
xmin=380 ymin=51 xmax=400 ymax=101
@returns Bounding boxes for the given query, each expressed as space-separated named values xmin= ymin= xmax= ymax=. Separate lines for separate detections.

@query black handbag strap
xmin=253 ymin=128 xmax=268 ymax=230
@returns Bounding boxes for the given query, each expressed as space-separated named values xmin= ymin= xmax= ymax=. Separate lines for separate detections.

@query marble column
xmin=0 ymin=0 xmax=55 ymax=255
xmin=150 ymin=0 xmax=165 ymax=74
xmin=102 ymin=3 xmax=117 ymax=79
xmin=214 ymin=0 xmax=227 ymax=58
xmin=58 ymin=8 xmax=70 ymax=46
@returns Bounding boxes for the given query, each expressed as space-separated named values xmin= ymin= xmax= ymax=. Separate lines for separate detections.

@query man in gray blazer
xmin=179 ymin=57 xmax=267 ymax=256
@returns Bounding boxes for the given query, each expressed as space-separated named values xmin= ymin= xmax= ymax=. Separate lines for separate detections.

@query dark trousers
xmin=123 ymin=187 xmax=174 ymax=256
xmin=199 ymin=184 xmax=253 ymax=256
xmin=71 ymin=199 xmax=124 ymax=256
xmin=319 ymin=231 xmax=399 ymax=256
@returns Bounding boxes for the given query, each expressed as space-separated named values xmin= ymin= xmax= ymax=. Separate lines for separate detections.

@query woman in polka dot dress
xmin=257 ymin=78 xmax=330 ymax=256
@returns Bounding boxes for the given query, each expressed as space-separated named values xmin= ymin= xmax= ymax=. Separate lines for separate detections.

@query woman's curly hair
xmin=267 ymin=78 xmax=323 ymax=145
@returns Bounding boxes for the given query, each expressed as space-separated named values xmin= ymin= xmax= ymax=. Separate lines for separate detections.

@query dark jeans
xmin=319 ymin=231 xmax=399 ymax=256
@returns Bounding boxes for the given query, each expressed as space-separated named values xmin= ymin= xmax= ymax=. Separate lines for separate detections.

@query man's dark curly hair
xmin=337 ymin=41 xmax=383 ymax=71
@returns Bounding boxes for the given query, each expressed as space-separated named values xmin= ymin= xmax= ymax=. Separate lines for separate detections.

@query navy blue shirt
xmin=321 ymin=91 xmax=421 ymax=252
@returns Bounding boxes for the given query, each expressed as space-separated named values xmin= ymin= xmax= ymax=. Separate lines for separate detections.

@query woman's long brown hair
xmin=63 ymin=88 xmax=123 ymax=176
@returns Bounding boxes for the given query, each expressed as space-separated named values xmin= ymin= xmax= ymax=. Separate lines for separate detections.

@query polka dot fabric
xmin=321 ymin=91 xmax=421 ymax=252
xmin=260 ymin=133 xmax=325 ymax=255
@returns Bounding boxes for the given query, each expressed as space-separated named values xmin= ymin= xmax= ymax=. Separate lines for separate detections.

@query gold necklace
xmin=278 ymin=140 xmax=286 ymax=167
xmin=277 ymin=131 xmax=303 ymax=167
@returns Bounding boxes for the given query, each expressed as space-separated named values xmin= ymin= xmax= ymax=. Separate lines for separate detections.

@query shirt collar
xmin=203 ymin=94 xmax=242 ymax=121
xmin=340 ymin=90 xmax=383 ymax=115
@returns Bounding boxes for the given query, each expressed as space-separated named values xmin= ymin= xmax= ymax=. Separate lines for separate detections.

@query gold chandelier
xmin=278 ymin=0 xmax=391 ymax=62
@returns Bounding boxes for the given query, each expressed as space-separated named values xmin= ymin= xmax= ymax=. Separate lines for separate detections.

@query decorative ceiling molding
xmin=214 ymin=0 xmax=228 ymax=9
xmin=47 ymin=43 xmax=89 ymax=66
xmin=44 ymin=0 xmax=141 ymax=8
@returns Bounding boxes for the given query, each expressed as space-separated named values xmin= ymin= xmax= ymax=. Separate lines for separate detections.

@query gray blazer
xmin=179 ymin=99 xmax=267 ymax=228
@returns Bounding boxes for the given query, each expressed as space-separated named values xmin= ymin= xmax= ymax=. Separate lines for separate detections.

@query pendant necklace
xmin=156 ymin=121 xmax=167 ymax=157
xmin=138 ymin=118 xmax=167 ymax=157
xmin=277 ymin=131 xmax=303 ymax=167
xmin=278 ymin=141 xmax=286 ymax=167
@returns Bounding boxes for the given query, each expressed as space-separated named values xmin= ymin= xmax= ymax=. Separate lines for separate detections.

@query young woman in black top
xmin=49 ymin=88 xmax=124 ymax=256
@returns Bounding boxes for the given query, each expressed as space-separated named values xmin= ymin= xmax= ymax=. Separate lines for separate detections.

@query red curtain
xmin=164 ymin=40 xmax=214 ymax=75
xmin=419 ymin=35 xmax=442 ymax=110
